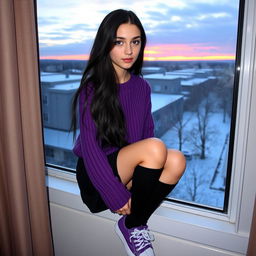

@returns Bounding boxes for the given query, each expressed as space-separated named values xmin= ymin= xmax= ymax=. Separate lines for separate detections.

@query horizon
xmin=39 ymin=57 xmax=235 ymax=63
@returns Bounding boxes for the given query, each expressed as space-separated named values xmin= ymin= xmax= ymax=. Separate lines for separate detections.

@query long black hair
xmin=71 ymin=9 xmax=146 ymax=147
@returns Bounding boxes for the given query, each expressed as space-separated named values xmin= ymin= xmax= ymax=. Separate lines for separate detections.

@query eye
xmin=132 ymin=40 xmax=141 ymax=45
xmin=113 ymin=40 xmax=124 ymax=46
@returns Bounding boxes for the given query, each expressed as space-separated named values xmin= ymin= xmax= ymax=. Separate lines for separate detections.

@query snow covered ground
xmin=161 ymin=111 xmax=231 ymax=209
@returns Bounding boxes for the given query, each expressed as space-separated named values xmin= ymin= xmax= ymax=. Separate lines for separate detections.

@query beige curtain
xmin=0 ymin=0 xmax=54 ymax=255
xmin=247 ymin=198 xmax=256 ymax=256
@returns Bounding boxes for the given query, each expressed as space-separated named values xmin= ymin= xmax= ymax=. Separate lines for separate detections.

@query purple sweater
xmin=73 ymin=74 xmax=154 ymax=211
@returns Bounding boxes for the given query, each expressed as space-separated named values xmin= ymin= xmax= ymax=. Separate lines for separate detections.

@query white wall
xmin=49 ymin=190 xmax=245 ymax=256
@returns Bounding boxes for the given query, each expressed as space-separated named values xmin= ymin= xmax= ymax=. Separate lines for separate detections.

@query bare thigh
xmin=116 ymin=138 xmax=167 ymax=186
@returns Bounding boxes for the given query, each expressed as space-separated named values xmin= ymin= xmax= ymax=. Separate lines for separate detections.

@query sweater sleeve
xmin=78 ymin=89 xmax=131 ymax=211
xmin=142 ymin=81 xmax=155 ymax=139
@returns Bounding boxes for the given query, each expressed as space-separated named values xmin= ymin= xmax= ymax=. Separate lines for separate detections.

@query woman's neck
xmin=116 ymin=70 xmax=131 ymax=84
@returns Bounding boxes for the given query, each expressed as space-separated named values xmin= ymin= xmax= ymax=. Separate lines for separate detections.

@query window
xmin=36 ymin=0 xmax=243 ymax=211
xmin=43 ymin=95 xmax=48 ymax=105
xmin=43 ymin=112 xmax=49 ymax=122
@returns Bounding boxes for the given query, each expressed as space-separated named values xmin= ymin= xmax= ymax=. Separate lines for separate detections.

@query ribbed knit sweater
xmin=73 ymin=74 xmax=154 ymax=211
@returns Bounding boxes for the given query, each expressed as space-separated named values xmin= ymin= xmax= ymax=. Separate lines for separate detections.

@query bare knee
xmin=170 ymin=150 xmax=186 ymax=175
xmin=140 ymin=138 xmax=167 ymax=168
xmin=160 ymin=149 xmax=186 ymax=183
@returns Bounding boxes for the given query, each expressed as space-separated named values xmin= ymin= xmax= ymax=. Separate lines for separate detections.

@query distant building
xmin=42 ymin=83 xmax=79 ymax=131
xmin=181 ymin=77 xmax=217 ymax=110
xmin=145 ymin=68 xmax=217 ymax=110
xmin=44 ymin=63 xmax=64 ymax=72
xmin=41 ymin=73 xmax=81 ymax=87
xmin=168 ymin=68 xmax=214 ymax=79
xmin=144 ymin=73 xmax=181 ymax=94
xmin=44 ymin=128 xmax=77 ymax=169
xmin=41 ymin=74 xmax=82 ymax=130
xmin=193 ymin=68 xmax=214 ymax=78
xmin=151 ymin=94 xmax=183 ymax=137
xmin=142 ymin=66 xmax=166 ymax=75
xmin=40 ymin=72 xmax=184 ymax=169
xmin=41 ymin=75 xmax=80 ymax=132
xmin=166 ymin=69 xmax=194 ymax=80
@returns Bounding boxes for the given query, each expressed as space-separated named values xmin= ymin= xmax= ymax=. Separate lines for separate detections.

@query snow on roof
xmin=169 ymin=68 xmax=213 ymax=76
xmin=151 ymin=93 xmax=183 ymax=112
xmin=144 ymin=73 xmax=180 ymax=80
xmin=165 ymin=72 xmax=193 ymax=79
xmin=40 ymin=72 xmax=59 ymax=76
xmin=170 ymin=68 xmax=196 ymax=74
xmin=168 ymin=71 xmax=194 ymax=76
xmin=49 ymin=82 xmax=80 ymax=91
xmin=181 ymin=78 xmax=209 ymax=86
xmin=41 ymin=74 xmax=82 ymax=83
xmin=143 ymin=67 xmax=164 ymax=71
xmin=195 ymin=68 xmax=213 ymax=73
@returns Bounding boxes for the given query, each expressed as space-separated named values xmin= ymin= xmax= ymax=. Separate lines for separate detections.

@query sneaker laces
xmin=130 ymin=228 xmax=155 ymax=252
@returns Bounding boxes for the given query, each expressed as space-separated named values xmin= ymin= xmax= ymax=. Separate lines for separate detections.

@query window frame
xmin=42 ymin=0 xmax=245 ymax=213
xmin=45 ymin=0 xmax=255 ymax=236
xmin=35 ymin=0 xmax=256 ymax=253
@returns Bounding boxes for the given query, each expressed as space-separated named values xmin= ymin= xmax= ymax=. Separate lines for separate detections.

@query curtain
xmin=0 ymin=0 xmax=54 ymax=255
xmin=247 ymin=198 xmax=256 ymax=256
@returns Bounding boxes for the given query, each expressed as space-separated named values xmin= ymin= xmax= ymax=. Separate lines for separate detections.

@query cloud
xmin=37 ymin=0 xmax=240 ymax=59
xmin=63 ymin=24 xmax=96 ymax=32
xmin=144 ymin=43 xmax=235 ymax=61
xmin=39 ymin=40 xmax=93 ymax=56
xmin=37 ymin=17 xmax=59 ymax=26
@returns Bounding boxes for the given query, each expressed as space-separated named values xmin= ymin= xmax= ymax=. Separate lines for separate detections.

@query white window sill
xmin=46 ymin=167 xmax=248 ymax=254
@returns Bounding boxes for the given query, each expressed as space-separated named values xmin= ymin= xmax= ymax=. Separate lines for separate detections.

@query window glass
xmin=37 ymin=0 xmax=242 ymax=211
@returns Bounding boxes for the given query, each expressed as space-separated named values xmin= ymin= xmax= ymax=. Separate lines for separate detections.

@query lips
xmin=122 ymin=58 xmax=133 ymax=63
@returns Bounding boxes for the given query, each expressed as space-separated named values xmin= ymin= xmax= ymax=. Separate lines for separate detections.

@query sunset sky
xmin=37 ymin=0 xmax=240 ymax=61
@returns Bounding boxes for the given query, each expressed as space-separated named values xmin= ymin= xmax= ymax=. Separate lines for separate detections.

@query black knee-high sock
xmin=141 ymin=180 xmax=177 ymax=225
xmin=125 ymin=165 xmax=163 ymax=229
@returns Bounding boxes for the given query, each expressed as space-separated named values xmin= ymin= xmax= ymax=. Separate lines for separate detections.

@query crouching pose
xmin=72 ymin=9 xmax=186 ymax=256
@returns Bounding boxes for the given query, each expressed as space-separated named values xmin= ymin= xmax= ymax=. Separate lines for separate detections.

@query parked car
xmin=182 ymin=150 xmax=192 ymax=160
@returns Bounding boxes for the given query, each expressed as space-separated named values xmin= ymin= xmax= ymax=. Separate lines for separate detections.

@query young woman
xmin=72 ymin=9 xmax=186 ymax=256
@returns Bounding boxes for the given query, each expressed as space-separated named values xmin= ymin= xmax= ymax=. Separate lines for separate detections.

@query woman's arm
xmin=142 ymin=82 xmax=154 ymax=139
xmin=78 ymin=89 xmax=131 ymax=211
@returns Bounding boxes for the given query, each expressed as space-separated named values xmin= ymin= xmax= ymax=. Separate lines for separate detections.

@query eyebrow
xmin=115 ymin=36 xmax=141 ymax=40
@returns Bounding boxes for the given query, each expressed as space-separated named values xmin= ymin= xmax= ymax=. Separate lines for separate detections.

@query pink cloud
xmin=144 ymin=43 xmax=235 ymax=61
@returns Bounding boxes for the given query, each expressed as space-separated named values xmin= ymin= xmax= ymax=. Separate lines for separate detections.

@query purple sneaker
xmin=115 ymin=216 xmax=155 ymax=256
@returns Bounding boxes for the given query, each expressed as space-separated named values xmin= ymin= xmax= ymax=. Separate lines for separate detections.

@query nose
xmin=124 ymin=43 xmax=132 ymax=55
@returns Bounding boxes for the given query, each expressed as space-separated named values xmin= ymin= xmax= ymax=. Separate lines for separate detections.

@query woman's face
xmin=110 ymin=23 xmax=141 ymax=77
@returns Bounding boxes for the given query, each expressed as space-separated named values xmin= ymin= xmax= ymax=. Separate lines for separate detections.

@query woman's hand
xmin=115 ymin=198 xmax=131 ymax=215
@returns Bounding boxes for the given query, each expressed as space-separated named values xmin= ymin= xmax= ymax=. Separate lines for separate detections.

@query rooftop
xmin=181 ymin=78 xmax=209 ymax=86
xmin=143 ymin=67 xmax=165 ymax=71
xmin=151 ymin=93 xmax=183 ymax=112
xmin=49 ymin=82 xmax=80 ymax=91
xmin=41 ymin=73 xmax=82 ymax=83
xmin=144 ymin=73 xmax=181 ymax=80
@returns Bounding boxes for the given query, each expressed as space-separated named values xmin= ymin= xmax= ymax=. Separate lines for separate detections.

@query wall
xmin=48 ymin=181 xmax=247 ymax=256
xmin=49 ymin=202 xmax=244 ymax=256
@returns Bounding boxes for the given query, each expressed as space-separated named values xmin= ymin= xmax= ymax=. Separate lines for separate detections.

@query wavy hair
xmin=71 ymin=9 xmax=146 ymax=147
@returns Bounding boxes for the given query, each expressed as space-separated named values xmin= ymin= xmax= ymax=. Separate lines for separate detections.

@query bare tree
xmin=173 ymin=112 xmax=192 ymax=151
xmin=190 ymin=95 xmax=215 ymax=159
xmin=214 ymin=68 xmax=234 ymax=123
xmin=184 ymin=162 xmax=205 ymax=202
